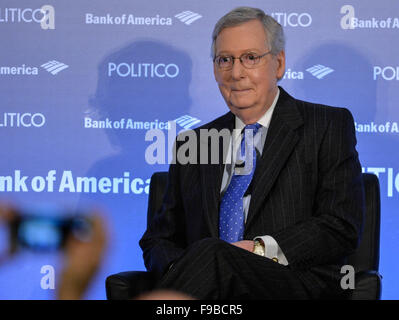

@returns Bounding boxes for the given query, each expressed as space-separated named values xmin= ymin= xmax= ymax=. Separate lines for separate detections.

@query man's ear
xmin=276 ymin=50 xmax=286 ymax=80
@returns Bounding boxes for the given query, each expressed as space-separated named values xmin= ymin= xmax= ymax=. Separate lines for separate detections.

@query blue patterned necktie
xmin=219 ymin=123 xmax=261 ymax=242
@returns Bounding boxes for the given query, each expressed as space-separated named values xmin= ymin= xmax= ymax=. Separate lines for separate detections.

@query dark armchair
xmin=105 ymin=172 xmax=382 ymax=300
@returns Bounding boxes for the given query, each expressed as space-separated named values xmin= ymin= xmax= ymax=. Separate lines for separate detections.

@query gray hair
xmin=211 ymin=7 xmax=285 ymax=58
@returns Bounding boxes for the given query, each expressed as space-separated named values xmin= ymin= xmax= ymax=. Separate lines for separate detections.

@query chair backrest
xmin=147 ymin=172 xmax=381 ymax=273
xmin=347 ymin=173 xmax=381 ymax=272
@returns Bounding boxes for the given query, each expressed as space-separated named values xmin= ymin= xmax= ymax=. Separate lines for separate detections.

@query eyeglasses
xmin=213 ymin=51 xmax=272 ymax=70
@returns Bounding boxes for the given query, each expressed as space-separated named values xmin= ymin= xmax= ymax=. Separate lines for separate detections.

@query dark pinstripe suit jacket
xmin=140 ymin=87 xmax=365 ymax=294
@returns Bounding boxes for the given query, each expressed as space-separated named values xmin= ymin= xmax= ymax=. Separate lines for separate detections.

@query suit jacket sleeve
xmin=139 ymin=140 xmax=187 ymax=278
xmin=272 ymin=107 xmax=365 ymax=269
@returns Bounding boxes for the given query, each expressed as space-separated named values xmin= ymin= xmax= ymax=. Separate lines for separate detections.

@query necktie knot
xmin=239 ymin=123 xmax=261 ymax=163
xmin=244 ymin=123 xmax=261 ymax=136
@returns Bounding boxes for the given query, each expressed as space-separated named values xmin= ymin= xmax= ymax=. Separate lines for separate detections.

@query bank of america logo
xmin=41 ymin=60 xmax=69 ymax=75
xmin=175 ymin=11 xmax=202 ymax=25
xmin=175 ymin=115 xmax=201 ymax=129
xmin=306 ymin=64 xmax=334 ymax=79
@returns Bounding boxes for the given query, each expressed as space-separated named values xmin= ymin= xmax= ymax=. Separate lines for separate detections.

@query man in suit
xmin=139 ymin=7 xmax=364 ymax=299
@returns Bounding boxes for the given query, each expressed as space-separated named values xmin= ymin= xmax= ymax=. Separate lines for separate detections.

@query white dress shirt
xmin=220 ymin=88 xmax=289 ymax=266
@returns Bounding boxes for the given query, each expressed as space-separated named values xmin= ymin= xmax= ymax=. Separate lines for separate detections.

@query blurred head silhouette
xmin=294 ymin=42 xmax=376 ymax=123
xmin=89 ymin=40 xmax=193 ymax=152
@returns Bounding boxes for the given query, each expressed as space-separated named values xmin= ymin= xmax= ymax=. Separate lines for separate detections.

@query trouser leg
xmin=157 ymin=238 xmax=313 ymax=299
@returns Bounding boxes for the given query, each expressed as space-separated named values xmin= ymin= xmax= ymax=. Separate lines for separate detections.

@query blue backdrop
xmin=0 ymin=0 xmax=398 ymax=299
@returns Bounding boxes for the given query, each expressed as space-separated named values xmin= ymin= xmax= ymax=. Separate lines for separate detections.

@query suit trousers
xmin=157 ymin=238 xmax=318 ymax=299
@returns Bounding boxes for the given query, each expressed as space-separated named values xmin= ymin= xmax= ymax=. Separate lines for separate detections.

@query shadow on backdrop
xmin=292 ymin=42 xmax=398 ymax=299
xmin=76 ymin=40 xmax=193 ymax=299
xmin=291 ymin=42 xmax=394 ymax=164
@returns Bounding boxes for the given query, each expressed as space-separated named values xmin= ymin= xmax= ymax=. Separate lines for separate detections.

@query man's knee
xmin=160 ymin=238 xmax=224 ymax=284
xmin=177 ymin=238 xmax=229 ymax=263
xmin=190 ymin=237 xmax=228 ymax=253
xmin=168 ymin=238 xmax=239 ymax=275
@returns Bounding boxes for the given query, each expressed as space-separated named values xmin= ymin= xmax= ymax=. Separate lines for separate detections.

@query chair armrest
xmin=347 ymin=270 xmax=382 ymax=300
xmin=105 ymin=271 xmax=157 ymax=300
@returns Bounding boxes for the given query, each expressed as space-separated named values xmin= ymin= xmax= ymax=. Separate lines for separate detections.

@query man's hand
xmin=231 ymin=240 xmax=254 ymax=252
xmin=0 ymin=203 xmax=19 ymax=264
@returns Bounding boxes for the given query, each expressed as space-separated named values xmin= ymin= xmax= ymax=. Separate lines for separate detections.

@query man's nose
xmin=231 ymin=58 xmax=246 ymax=80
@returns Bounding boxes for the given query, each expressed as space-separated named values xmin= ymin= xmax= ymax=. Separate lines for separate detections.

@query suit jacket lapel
xmin=245 ymin=88 xmax=304 ymax=231
xmin=199 ymin=112 xmax=235 ymax=237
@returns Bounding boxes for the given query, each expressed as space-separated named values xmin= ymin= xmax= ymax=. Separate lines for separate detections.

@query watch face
xmin=254 ymin=241 xmax=265 ymax=256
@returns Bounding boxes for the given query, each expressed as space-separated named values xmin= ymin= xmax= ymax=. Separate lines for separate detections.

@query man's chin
xmin=228 ymin=103 xmax=268 ymax=122
xmin=229 ymin=104 xmax=254 ymax=113
xmin=228 ymin=105 xmax=254 ymax=119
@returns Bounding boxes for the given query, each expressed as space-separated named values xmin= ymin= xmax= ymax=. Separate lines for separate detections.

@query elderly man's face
xmin=214 ymin=19 xmax=285 ymax=123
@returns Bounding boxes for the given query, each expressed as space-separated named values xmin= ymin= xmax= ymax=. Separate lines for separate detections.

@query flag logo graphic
xmin=306 ymin=64 xmax=334 ymax=79
xmin=41 ymin=60 xmax=69 ymax=75
xmin=175 ymin=11 xmax=202 ymax=25
xmin=174 ymin=115 xmax=201 ymax=129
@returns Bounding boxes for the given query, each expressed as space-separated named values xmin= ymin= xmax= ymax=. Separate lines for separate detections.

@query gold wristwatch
xmin=253 ymin=238 xmax=265 ymax=256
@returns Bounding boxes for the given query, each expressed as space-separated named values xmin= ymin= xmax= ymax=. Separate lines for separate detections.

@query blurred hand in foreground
xmin=57 ymin=212 xmax=107 ymax=300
